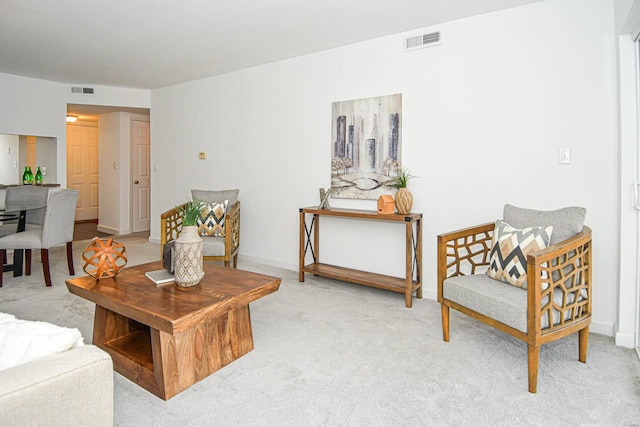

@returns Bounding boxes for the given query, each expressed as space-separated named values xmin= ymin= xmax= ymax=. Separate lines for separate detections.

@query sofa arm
xmin=0 ymin=345 xmax=114 ymax=426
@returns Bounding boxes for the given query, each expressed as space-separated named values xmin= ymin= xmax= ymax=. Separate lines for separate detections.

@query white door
xmin=67 ymin=123 xmax=99 ymax=221
xmin=131 ymin=119 xmax=150 ymax=232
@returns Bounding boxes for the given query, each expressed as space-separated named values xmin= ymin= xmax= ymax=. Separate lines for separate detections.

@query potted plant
xmin=174 ymin=198 xmax=206 ymax=287
xmin=390 ymin=168 xmax=416 ymax=215
xmin=177 ymin=198 xmax=205 ymax=227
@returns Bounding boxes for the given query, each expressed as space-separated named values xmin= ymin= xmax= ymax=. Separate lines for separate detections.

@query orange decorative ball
xmin=82 ymin=237 xmax=128 ymax=279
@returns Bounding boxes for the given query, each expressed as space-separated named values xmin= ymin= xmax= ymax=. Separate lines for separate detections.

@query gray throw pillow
xmin=191 ymin=189 xmax=239 ymax=207
xmin=503 ymin=204 xmax=586 ymax=246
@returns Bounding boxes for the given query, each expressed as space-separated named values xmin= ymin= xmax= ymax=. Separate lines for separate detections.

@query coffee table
xmin=65 ymin=261 xmax=281 ymax=400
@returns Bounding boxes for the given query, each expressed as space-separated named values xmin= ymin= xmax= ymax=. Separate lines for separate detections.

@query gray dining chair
xmin=0 ymin=186 xmax=49 ymax=238
xmin=0 ymin=189 xmax=78 ymax=287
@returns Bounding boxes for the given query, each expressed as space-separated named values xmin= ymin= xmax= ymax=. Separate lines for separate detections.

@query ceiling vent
xmin=71 ymin=86 xmax=95 ymax=94
xmin=404 ymin=30 xmax=441 ymax=52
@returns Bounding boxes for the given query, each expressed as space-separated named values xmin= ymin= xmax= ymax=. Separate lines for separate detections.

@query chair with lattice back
xmin=160 ymin=189 xmax=240 ymax=268
xmin=437 ymin=204 xmax=592 ymax=393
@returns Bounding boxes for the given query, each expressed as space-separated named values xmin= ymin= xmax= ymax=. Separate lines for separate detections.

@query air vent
xmin=404 ymin=30 xmax=442 ymax=52
xmin=71 ymin=86 xmax=95 ymax=94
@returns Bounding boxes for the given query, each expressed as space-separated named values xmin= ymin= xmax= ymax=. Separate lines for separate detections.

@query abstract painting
xmin=330 ymin=93 xmax=402 ymax=199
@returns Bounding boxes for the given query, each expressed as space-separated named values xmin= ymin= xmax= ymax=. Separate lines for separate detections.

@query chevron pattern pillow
xmin=196 ymin=200 xmax=228 ymax=237
xmin=486 ymin=220 xmax=553 ymax=289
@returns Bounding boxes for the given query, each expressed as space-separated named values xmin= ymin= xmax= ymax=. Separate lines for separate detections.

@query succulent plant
xmin=390 ymin=168 xmax=416 ymax=189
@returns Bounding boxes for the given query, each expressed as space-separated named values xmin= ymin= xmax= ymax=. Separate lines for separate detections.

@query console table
xmin=299 ymin=207 xmax=422 ymax=308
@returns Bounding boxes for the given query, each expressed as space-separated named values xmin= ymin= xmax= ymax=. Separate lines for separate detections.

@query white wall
xmin=98 ymin=112 xmax=150 ymax=235
xmin=98 ymin=113 xmax=123 ymax=234
xmin=0 ymin=72 xmax=150 ymax=187
xmin=35 ymin=136 xmax=57 ymax=184
xmin=150 ymin=0 xmax=620 ymax=335
xmin=0 ymin=134 xmax=19 ymax=184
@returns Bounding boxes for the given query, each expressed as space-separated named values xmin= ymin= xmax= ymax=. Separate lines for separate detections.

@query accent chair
xmin=437 ymin=204 xmax=592 ymax=393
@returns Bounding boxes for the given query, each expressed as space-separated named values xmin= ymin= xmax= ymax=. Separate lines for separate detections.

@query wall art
xmin=330 ymin=93 xmax=402 ymax=199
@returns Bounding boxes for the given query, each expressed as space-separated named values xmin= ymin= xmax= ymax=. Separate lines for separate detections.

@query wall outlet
xmin=558 ymin=148 xmax=571 ymax=164
xmin=198 ymin=152 xmax=207 ymax=159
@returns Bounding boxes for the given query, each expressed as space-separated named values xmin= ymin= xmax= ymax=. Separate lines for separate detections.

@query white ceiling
xmin=0 ymin=0 xmax=543 ymax=90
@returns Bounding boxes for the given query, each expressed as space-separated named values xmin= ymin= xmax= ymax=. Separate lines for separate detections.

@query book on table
xmin=145 ymin=269 xmax=175 ymax=285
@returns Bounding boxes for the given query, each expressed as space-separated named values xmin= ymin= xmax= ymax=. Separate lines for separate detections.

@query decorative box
xmin=377 ymin=195 xmax=395 ymax=214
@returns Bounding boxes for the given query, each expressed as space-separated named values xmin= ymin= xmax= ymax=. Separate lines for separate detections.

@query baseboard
xmin=198 ymin=253 xmax=621 ymax=340
xmin=615 ymin=331 xmax=636 ymax=349
xmin=241 ymin=254 xmax=297 ymax=272
xmin=96 ymin=225 xmax=119 ymax=235
xmin=148 ymin=236 xmax=160 ymax=244
xmin=589 ymin=320 xmax=614 ymax=337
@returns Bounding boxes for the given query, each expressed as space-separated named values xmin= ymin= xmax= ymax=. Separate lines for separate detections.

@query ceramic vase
xmin=395 ymin=188 xmax=413 ymax=215
xmin=174 ymin=225 xmax=204 ymax=287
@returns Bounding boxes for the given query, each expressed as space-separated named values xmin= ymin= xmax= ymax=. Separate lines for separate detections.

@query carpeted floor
xmin=1 ymin=234 xmax=639 ymax=426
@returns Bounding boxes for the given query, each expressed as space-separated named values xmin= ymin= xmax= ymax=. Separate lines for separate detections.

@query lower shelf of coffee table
xmin=103 ymin=320 xmax=154 ymax=373
xmin=302 ymin=263 xmax=420 ymax=294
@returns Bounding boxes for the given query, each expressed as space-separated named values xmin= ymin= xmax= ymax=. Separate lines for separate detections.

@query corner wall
xmin=151 ymin=0 xmax=620 ymax=335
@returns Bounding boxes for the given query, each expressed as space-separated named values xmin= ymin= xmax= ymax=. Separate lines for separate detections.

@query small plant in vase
xmin=174 ymin=199 xmax=206 ymax=287
xmin=391 ymin=168 xmax=417 ymax=215
xmin=177 ymin=199 xmax=205 ymax=227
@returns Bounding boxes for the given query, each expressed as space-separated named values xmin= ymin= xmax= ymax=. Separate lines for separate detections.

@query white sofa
xmin=0 ymin=314 xmax=113 ymax=426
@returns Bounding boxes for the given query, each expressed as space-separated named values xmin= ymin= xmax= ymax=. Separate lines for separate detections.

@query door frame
xmin=616 ymin=19 xmax=640 ymax=356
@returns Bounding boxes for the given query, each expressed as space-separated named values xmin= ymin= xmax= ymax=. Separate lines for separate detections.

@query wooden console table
xmin=299 ymin=207 xmax=422 ymax=308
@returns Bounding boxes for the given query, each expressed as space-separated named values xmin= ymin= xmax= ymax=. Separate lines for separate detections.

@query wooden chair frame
xmin=160 ymin=201 xmax=240 ymax=268
xmin=437 ymin=222 xmax=592 ymax=393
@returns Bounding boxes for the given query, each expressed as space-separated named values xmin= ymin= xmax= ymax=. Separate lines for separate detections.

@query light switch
xmin=558 ymin=148 xmax=571 ymax=164
xmin=154 ymin=162 xmax=159 ymax=171
xmin=198 ymin=152 xmax=207 ymax=160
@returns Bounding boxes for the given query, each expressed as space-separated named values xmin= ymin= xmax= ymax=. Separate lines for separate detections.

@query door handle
xmin=134 ymin=180 xmax=139 ymax=184
xmin=634 ymin=181 xmax=640 ymax=210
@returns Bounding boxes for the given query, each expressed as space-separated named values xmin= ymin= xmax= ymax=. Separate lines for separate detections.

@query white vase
xmin=174 ymin=225 xmax=204 ymax=287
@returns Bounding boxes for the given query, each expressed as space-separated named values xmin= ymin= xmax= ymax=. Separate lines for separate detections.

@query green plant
xmin=177 ymin=198 xmax=205 ymax=226
xmin=390 ymin=168 xmax=417 ymax=189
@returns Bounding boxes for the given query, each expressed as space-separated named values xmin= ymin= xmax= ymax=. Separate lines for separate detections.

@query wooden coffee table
xmin=65 ymin=261 xmax=281 ymax=400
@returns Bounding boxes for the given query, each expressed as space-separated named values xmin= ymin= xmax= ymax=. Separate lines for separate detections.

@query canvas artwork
xmin=330 ymin=93 xmax=402 ymax=199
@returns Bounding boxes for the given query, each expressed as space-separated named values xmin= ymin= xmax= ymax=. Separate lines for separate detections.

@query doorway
xmin=66 ymin=104 xmax=150 ymax=235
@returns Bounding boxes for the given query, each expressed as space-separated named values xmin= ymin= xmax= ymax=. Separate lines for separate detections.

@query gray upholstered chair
xmin=437 ymin=204 xmax=592 ymax=393
xmin=0 ymin=186 xmax=49 ymax=238
xmin=161 ymin=189 xmax=240 ymax=268
xmin=0 ymin=189 xmax=79 ymax=287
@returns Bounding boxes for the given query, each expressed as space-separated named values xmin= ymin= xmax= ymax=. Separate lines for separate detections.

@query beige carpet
xmin=1 ymin=234 xmax=639 ymax=426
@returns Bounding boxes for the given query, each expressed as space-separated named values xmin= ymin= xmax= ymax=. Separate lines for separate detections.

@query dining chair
xmin=0 ymin=186 xmax=49 ymax=238
xmin=0 ymin=189 xmax=78 ymax=287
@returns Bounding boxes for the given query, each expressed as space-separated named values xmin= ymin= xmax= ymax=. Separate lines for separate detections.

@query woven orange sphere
xmin=82 ymin=237 xmax=128 ymax=279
